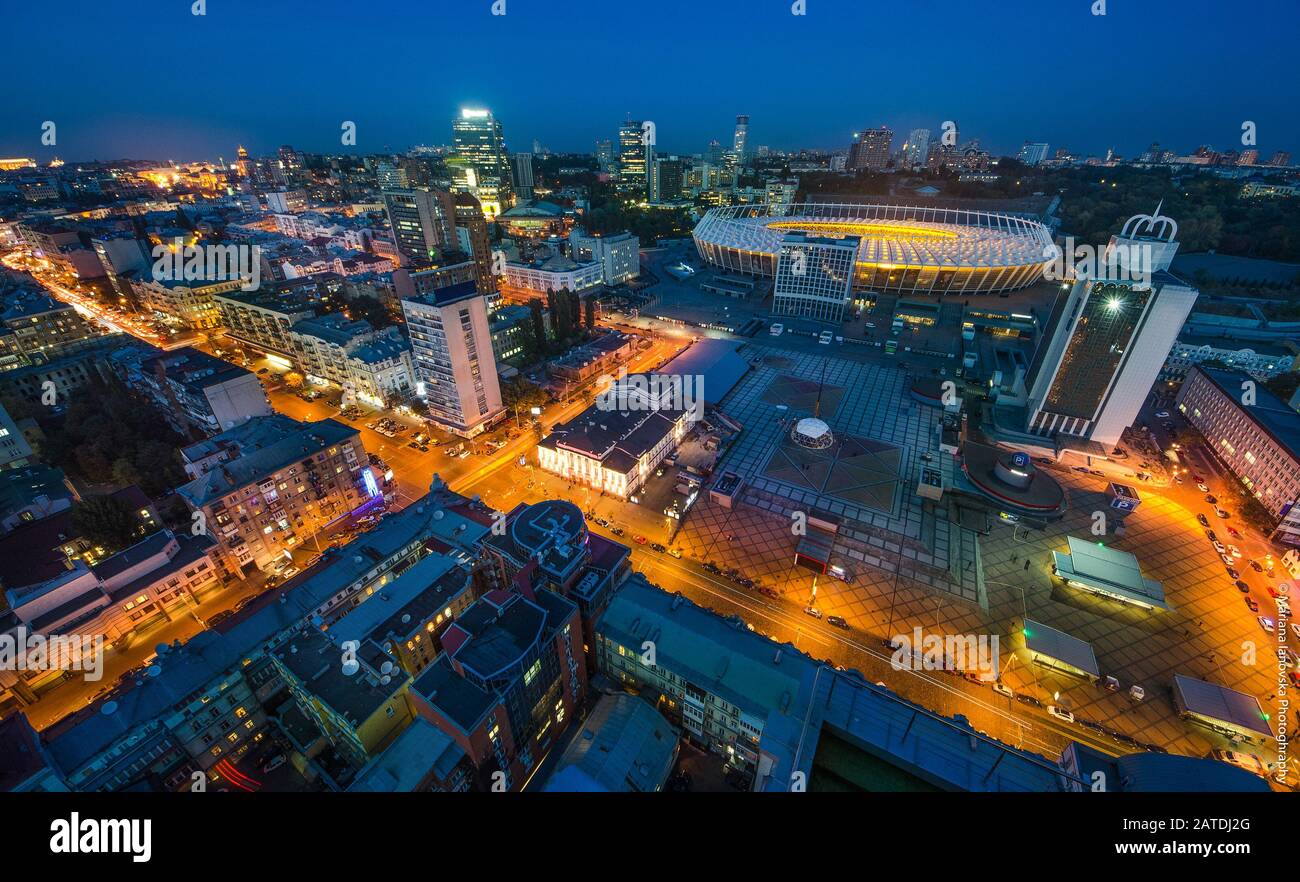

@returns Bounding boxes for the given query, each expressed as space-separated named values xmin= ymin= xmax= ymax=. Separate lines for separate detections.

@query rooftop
xmin=542 ymin=693 xmax=678 ymax=792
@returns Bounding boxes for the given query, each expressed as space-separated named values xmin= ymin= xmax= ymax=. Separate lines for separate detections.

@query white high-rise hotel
xmin=771 ymin=233 xmax=859 ymax=324
xmin=1026 ymin=207 xmax=1198 ymax=448
xmin=401 ymin=281 xmax=504 ymax=438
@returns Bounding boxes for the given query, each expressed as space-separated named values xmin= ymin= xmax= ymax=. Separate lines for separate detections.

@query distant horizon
xmin=3 ymin=0 xmax=1297 ymax=163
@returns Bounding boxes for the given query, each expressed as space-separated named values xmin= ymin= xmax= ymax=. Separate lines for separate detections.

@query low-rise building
xmin=1164 ymin=336 xmax=1295 ymax=380
xmin=1176 ymin=365 xmax=1300 ymax=544
xmin=503 ymin=253 xmax=603 ymax=294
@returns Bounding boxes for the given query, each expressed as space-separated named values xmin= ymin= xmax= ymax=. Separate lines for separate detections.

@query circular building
xmin=960 ymin=443 xmax=1066 ymax=517
xmin=692 ymin=202 xmax=1054 ymax=295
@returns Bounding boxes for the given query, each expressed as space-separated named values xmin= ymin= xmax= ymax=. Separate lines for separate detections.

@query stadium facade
xmin=692 ymin=202 xmax=1055 ymax=296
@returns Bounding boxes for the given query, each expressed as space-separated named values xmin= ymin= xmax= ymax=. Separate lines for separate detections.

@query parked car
xmin=1235 ymin=581 xmax=1250 ymax=593
xmin=803 ymin=606 xmax=823 ymax=619
xmin=1047 ymin=705 xmax=1075 ymax=724
xmin=1197 ymin=513 xmax=1209 ymax=527
xmin=1258 ymin=616 xmax=1276 ymax=633
xmin=1196 ymin=483 xmax=1209 ymax=492
xmin=261 ymin=754 xmax=287 ymax=774
xmin=993 ymin=681 xmax=1014 ymax=699
xmin=1245 ymin=597 xmax=1259 ymax=612
xmin=826 ymin=615 xmax=849 ymax=629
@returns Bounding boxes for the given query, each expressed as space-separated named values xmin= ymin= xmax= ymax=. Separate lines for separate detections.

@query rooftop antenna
xmin=814 ymin=360 xmax=827 ymax=419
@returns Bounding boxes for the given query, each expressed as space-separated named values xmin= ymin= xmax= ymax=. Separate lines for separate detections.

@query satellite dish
xmin=433 ymin=510 xmax=444 ymax=520
xmin=401 ymin=614 xmax=411 ymax=624
xmin=101 ymin=701 xmax=119 ymax=715
xmin=380 ymin=675 xmax=391 ymax=685
xmin=341 ymin=659 xmax=360 ymax=676
xmin=380 ymin=660 xmax=394 ymax=675
xmin=155 ymin=643 xmax=171 ymax=655
xmin=147 ymin=665 xmax=162 ymax=678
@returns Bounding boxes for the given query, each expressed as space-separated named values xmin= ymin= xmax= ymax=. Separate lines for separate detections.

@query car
xmin=1267 ymin=584 xmax=1285 ymax=598
xmin=803 ymin=606 xmax=822 ymax=619
xmin=1258 ymin=616 xmax=1276 ymax=633
xmin=1245 ymin=597 xmax=1259 ymax=612
xmin=759 ymin=587 xmax=779 ymax=599
xmin=458 ymin=450 xmax=471 ymax=459
xmin=1228 ymin=545 xmax=1243 ymax=558
xmin=1212 ymin=541 xmax=1226 ymax=554
xmin=1072 ymin=466 xmax=1090 ymax=474
xmin=1221 ymin=554 xmax=1235 ymax=566
xmin=1047 ymin=705 xmax=1076 ymax=724
xmin=1196 ymin=483 xmax=1209 ymax=493
xmin=1235 ymin=580 xmax=1251 ymax=593
xmin=207 ymin=610 xmax=234 ymax=626
xmin=1204 ymin=494 xmax=1217 ymax=505
xmin=1128 ymin=685 xmax=1145 ymax=702
xmin=1196 ymin=513 xmax=1209 ymax=527
xmin=609 ymin=527 xmax=625 ymax=537
xmin=1250 ymin=560 xmax=1264 ymax=572
xmin=257 ymin=368 xmax=269 ymax=374
xmin=281 ymin=566 xmax=299 ymax=579
xmin=1226 ymin=567 xmax=1240 ymax=579
xmin=818 ymin=330 xmax=833 ymax=345
xmin=826 ymin=615 xmax=849 ymax=629
xmin=1101 ymin=676 xmax=1120 ymax=692
xmin=667 ymin=548 xmax=682 ymax=558
xmin=1226 ymin=526 xmax=1242 ymax=538
xmin=649 ymin=543 xmax=666 ymax=554
xmin=633 ymin=535 xmax=648 ymax=545
xmin=1216 ymin=508 xmax=1231 ymax=519
xmin=993 ymin=682 xmax=1014 ymax=699
xmin=1293 ymin=623 xmax=1300 ymax=641
xmin=1205 ymin=529 xmax=1218 ymax=542
xmin=1155 ymin=410 xmax=1170 ymax=418
xmin=1089 ymin=469 xmax=1105 ymax=477
xmin=261 ymin=754 xmax=287 ymax=774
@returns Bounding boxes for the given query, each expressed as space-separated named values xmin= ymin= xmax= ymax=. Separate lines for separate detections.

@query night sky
xmin=3 ymin=0 xmax=1297 ymax=162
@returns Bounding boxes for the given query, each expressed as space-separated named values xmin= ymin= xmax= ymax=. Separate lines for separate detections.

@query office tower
xmin=453 ymin=192 xmax=497 ymax=296
xmin=732 ymin=114 xmax=750 ymax=165
xmin=1026 ymin=208 xmax=1198 ymax=447
xmin=618 ymin=119 xmax=649 ymax=191
xmin=771 ymin=234 xmax=860 ymax=324
xmin=1237 ymin=149 xmax=1258 ymax=166
xmin=902 ymin=129 xmax=930 ymax=168
xmin=1017 ymin=141 xmax=1050 ymax=166
xmin=513 ymin=152 xmax=535 ymax=200
xmin=401 ymin=281 xmax=504 ymax=438
xmin=1268 ymin=151 xmax=1291 ymax=167
xmin=277 ymin=145 xmax=305 ymax=183
xmin=849 ymin=126 xmax=893 ymax=171
xmin=451 ymin=108 xmax=514 ymax=217
xmin=651 ymin=157 xmax=684 ymax=202
xmin=595 ymin=139 xmax=614 ymax=172
xmin=383 ymin=187 xmax=458 ymax=267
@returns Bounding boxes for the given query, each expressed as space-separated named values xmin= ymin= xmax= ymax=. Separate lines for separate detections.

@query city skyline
xmin=3 ymin=0 xmax=1299 ymax=162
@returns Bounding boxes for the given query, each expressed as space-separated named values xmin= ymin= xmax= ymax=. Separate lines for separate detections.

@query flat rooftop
xmin=1052 ymin=536 xmax=1168 ymax=610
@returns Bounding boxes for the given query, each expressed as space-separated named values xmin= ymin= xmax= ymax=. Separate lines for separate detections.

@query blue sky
xmin=2 ymin=0 xmax=1297 ymax=162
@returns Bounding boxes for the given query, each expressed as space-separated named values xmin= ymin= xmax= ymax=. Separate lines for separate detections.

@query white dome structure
xmin=791 ymin=417 xmax=835 ymax=449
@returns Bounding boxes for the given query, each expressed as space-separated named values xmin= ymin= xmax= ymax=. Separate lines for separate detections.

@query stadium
xmin=691 ymin=202 xmax=1056 ymax=296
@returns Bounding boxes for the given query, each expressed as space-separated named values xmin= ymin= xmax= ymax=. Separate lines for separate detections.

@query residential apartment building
xmin=176 ymin=415 xmax=373 ymax=573
xmin=132 ymin=276 xmax=245 ymax=331
xmin=401 ymin=281 xmax=505 ymax=438
xmin=0 ymin=288 xmax=104 ymax=371
xmin=382 ymin=187 xmax=458 ymax=267
xmin=112 ymin=345 xmax=272 ymax=437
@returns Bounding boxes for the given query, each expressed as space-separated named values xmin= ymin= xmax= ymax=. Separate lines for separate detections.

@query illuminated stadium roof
xmin=693 ymin=203 xmax=1055 ymax=295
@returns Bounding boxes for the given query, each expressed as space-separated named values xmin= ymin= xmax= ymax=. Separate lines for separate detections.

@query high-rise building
xmin=453 ymin=192 xmax=497 ymax=297
xmin=771 ymin=234 xmax=859 ymax=324
xmin=1237 ymin=149 xmax=1259 ymax=166
xmin=383 ymin=187 xmax=458 ymax=267
xmin=595 ymin=139 xmax=614 ymax=172
xmin=618 ymin=120 xmax=649 ymax=192
xmin=732 ymin=114 xmax=750 ymax=165
xmin=377 ymin=160 xmax=409 ymax=191
xmin=651 ymin=157 xmax=684 ymax=203
xmin=902 ymin=129 xmax=930 ymax=168
xmin=1017 ymin=141 xmax=1050 ymax=166
xmin=512 ymin=152 xmax=535 ymax=201
xmin=848 ymin=126 xmax=893 ymax=171
xmin=1268 ymin=151 xmax=1291 ymax=168
xmin=401 ymin=281 xmax=504 ymax=438
xmin=451 ymin=108 xmax=514 ymax=218
xmin=1026 ymin=208 xmax=1198 ymax=447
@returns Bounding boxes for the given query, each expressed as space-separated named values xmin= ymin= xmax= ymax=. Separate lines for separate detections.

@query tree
xmin=584 ymin=296 xmax=595 ymax=332
xmin=528 ymin=298 xmax=548 ymax=356
xmin=72 ymin=494 xmax=146 ymax=553
xmin=283 ymin=371 xmax=305 ymax=389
